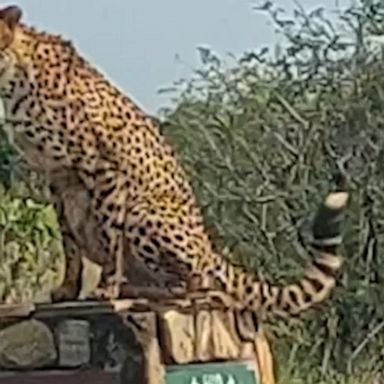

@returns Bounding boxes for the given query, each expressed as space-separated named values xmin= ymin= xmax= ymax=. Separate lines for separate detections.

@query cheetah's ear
xmin=0 ymin=5 xmax=22 ymax=29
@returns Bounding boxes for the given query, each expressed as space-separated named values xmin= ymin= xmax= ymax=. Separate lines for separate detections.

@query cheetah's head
xmin=0 ymin=5 xmax=24 ymax=91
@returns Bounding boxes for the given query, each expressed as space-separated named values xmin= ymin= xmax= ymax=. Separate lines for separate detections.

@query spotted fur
xmin=0 ymin=5 xmax=349 ymax=318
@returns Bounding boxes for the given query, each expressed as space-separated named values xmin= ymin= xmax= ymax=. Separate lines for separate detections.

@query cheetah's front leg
xmin=51 ymin=227 xmax=84 ymax=302
xmin=48 ymin=179 xmax=85 ymax=302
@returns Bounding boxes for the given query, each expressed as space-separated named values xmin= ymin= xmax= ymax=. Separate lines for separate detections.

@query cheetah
xmin=0 ymin=5 xmax=349 ymax=318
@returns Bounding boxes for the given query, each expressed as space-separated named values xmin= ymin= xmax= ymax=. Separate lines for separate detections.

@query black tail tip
xmin=311 ymin=191 xmax=349 ymax=248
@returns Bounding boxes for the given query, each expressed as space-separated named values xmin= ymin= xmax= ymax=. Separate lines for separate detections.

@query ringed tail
xmin=213 ymin=191 xmax=349 ymax=318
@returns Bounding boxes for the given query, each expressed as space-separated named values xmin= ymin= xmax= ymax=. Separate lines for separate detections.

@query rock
xmin=159 ymin=309 xmax=195 ymax=364
xmin=55 ymin=319 xmax=91 ymax=367
xmin=0 ymin=319 xmax=56 ymax=369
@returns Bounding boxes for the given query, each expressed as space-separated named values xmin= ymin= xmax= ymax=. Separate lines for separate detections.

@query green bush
xmin=0 ymin=114 xmax=63 ymax=303
xmin=158 ymin=0 xmax=384 ymax=381
xmin=0 ymin=183 xmax=62 ymax=303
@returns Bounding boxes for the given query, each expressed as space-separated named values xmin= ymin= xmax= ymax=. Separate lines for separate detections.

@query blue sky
xmin=7 ymin=0 xmax=349 ymax=114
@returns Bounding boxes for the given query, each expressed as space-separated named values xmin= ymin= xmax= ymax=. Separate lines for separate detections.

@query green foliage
xmin=0 ymin=184 xmax=62 ymax=303
xmin=0 ymin=127 xmax=18 ymax=187
xmin=158 ymin=0 xmax=384 ymax=381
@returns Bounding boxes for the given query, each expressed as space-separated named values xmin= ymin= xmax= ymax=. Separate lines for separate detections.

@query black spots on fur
xmin=174 ymin=234 xmax=184 ymax=242
xmin=11 ymin=95 xmax=28 ymax=115
xmin=298 ymin=281 xmax=312 ymax=304
xmin=304 ymin=276 xmax=324 ymax=293
xmin=98 ymin=184 xmax=116 ymax=200
xmin=142 ymin=244 xmax=155 ymax=255
xmin=288 ymin=290 xmax=300 ymax=307
xmin=151 ymin=238 xmax=160 ymax=248
xmin=161 ymin=235 xmax=172 ymax=244
xmin=313 ymin=259 xmax=336 ymax=277
xmin=138 ymin=226 xmax=147 ymax=236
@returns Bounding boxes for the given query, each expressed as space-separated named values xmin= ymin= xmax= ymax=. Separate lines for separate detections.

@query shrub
xmin=158 ymin=1 xmax=384 ymax=381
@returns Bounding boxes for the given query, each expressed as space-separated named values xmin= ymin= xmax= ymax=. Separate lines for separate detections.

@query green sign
xmin=165 ymin=360 xmax=258 ymax=384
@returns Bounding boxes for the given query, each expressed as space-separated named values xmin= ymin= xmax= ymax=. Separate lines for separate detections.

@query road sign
xmin=165 ymin=360 xmax=259 ymax=384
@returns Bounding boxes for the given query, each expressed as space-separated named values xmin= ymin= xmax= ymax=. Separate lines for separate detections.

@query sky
xmin=4 ymin=0 xmax=351 ymax=114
